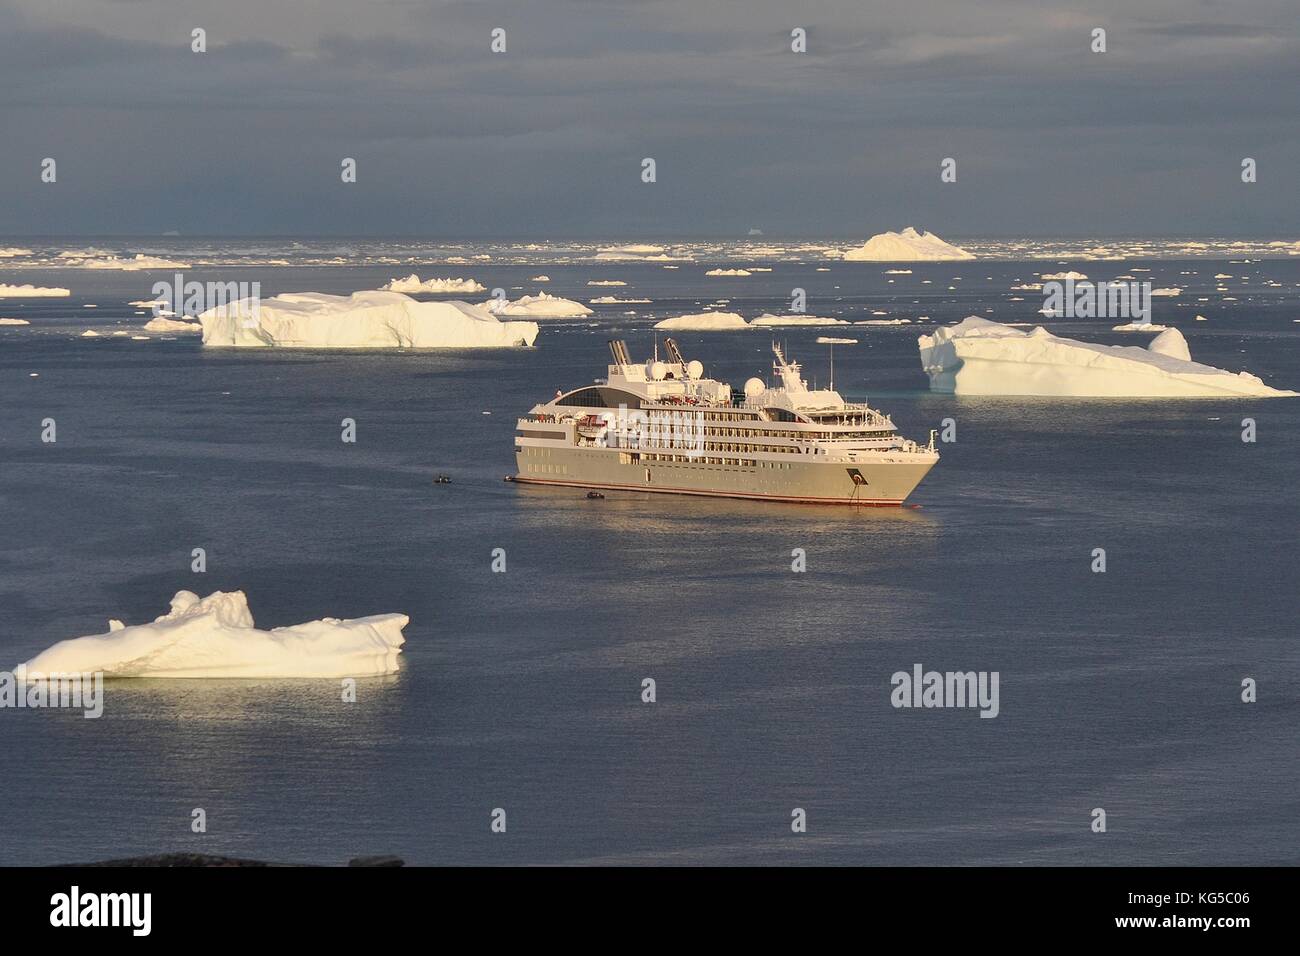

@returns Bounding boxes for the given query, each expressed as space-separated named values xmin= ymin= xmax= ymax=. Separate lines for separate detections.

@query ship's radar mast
xmin=771 ymin=342 xmax=807 ymax=394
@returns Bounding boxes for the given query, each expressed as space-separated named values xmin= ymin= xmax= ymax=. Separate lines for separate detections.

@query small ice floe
xmin=816 ymin=337 xmax=857 ymax=344
xmin=749 ymin=314 xmax=847 ymax=326
xmin=144 ymin=316 xmax=201 ymax=333
xmin=705 ymin=268 xmax=752 ymax=276
xmin=1151 ymin=288 xmax=1182 ymax=297
xmin=79 ymin=330 xmax=100 ymax=337
xmin=379 ymin=274 xmax=486 ymax=294
xmin=18 ymin=590 xmax=408 ymax=679
xmin=483 ymin=292 xmax=591 ymax=317
xmin=0 ymin=317 xmax=31 ymax=325
xmin=1040 ymin=271 xmax=1088 ymax=280
xmin=586 ymin=280 xmax=626 ymax=286
xmin=0 ymin=284 xmax=70 ymax=298
xmin=1111 ymin=322 xmax=1170 ymax=332
xmin=531 ymin=275 xmax=550 ymax=282
xmin=654 ymin=312 xmax=749 ymax=331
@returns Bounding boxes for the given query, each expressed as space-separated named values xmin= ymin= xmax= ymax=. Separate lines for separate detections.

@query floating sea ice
xmin=483 ymin=292 xmax=592 ymax=317
xmin=816 ymin=337 xmax=857 ymax=344
xmin=836 ymin=228 xmax=974 ymax=262
xmin=653 ymin=312 xmax=749 ymax=331
xmin=749 ymin=314 xmax=847 ymax=326
xmin=918 ymin=317 xmax=1296 ymax=397
xmin=0 ymin=284 xmax=70 ymax=298
xmin=18 ymin=590 xmax=408 ymax=679
xmin=1040 ymin=271 xmax=1088 ymax=280
xmin=0 ymin=317 xmax=31 ymax=325
xmin=1111 ymin=322 xmax=1170 ymax=332
xmin=379 ymin=274 xmax=486 ymax=294
xmin=144 ymin=316 xmax=202 ymax=332
xmin=705 ymin=268 xmax=752 ymax=276
xmin=202 ymin=291 xmax=538 ymax=347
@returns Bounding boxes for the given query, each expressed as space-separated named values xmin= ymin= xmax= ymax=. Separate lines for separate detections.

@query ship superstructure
xmin=512 ymin=339 xmax=938 ymax=505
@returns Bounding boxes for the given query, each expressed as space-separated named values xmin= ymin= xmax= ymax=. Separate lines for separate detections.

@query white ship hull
xmin=513 ymin=445 xmax=937 ymax=506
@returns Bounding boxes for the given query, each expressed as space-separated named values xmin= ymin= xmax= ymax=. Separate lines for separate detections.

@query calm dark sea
xmin=1 ymin=247 xmax=1297 ymax=865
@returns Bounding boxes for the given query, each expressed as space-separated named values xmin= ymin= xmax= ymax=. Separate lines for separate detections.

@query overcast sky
xmin=1 ymin=0 xmax=1297 ymax=237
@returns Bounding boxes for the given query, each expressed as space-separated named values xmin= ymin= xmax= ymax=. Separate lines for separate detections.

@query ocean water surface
xmin=1 ymin=241 xmax=1296 ymax=865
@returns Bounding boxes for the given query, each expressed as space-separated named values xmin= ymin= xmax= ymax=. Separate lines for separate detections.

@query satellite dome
xmin=647 ymin=360 xmax=667 ymax=380
xmin=743 ymin=377 xmax=765 ymax=398
xmin=686 ymin=359 xmax=704 ymax=379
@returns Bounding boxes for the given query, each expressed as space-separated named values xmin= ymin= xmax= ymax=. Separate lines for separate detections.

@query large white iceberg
xmin=483 ymin=292 xmax=592 ymax=317
xmin=917 ymin=317 xmax=1296 ymax=397
xmin=654 ymin=312 xmax=749 ymax=330
xmin=380 ymin=274 xmax=485 ymax=294
xmin=200 ymin=290 xmax=538 ymax=348
xmin=19 ymin=590 xmax=408 ymax=679
xmin=838 ymin=227 xmax=974 ymax=262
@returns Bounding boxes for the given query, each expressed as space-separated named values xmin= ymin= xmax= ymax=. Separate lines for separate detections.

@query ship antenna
xmin=829 ymin=342 xmax=834 ymax=392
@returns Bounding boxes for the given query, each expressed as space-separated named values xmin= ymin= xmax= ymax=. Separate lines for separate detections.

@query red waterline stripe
xmin=508 ymin=475 xmax=905 ymax=507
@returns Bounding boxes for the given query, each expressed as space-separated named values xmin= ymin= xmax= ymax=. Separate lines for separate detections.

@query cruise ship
xmin=511 ymin=339 xmax=939 ymax=505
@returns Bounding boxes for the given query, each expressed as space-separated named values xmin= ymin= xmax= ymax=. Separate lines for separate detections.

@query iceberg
xmin=19 ymin=590 xmax=407 ymax=679
xmin=594 ymin=244 xmax=678 ymax=261
xmin=483 ymin=292 xmax=592 ymax=317
xmin=144 ymin=316 xmax=202 ymax=332
xmin=1111 ymin=321 xmax=1169 ymax=332
xmin=918 ymin=317 xmax=1297 ymax=397
xmin=200 ymin=291 xmax=538 ymax=348
xmin=0 ymin=284 xmax=70 ymax=297
xmin=1041 ymin=271 xmax=1088 ymax=280
xmin=64 ymin=253 xmax=192 ymax=270
xmin=838 ymin=227 xmax=974 ymax=262
xmin=749 ymin=314 xmax=847 ymax=326
xmin=379 ymin=274 xmax=485 ymax=294
xmin=654 ymin=312 xmax=749 ymax=330
xmin=0 ymin=317 xmax=31 ymax=325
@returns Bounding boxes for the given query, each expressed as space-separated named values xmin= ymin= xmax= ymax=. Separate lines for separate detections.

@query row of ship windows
xmin=630 ymin=452 xmax=794 ymax=469
xmin=522 ymin=462 xmax=570 ymax=475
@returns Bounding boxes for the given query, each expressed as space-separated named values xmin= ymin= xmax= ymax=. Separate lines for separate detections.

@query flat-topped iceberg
xmin=838 ymin=227 xmax=974 ymax=262
xmin=918 ymin=317 xmax=1296 ymax=397
xmin=380 ymin=274 xmax=486 ymax=294
xmin=483 ymin=292 xmax=592 ymax=317
xmin=200 ymin=290 xmax=538 ymax=348
xmin=18 ymin=590 xmax=408 ymax=679
xmin=749 ymin=314 xmax=847 ymax=326
xmin=654 ymin=311 xmax=749 ymax=330
xmin=0 ymin=284 xmax=70 ymax=297
xmin=144 ymin=316 xmax=202 ymax=332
